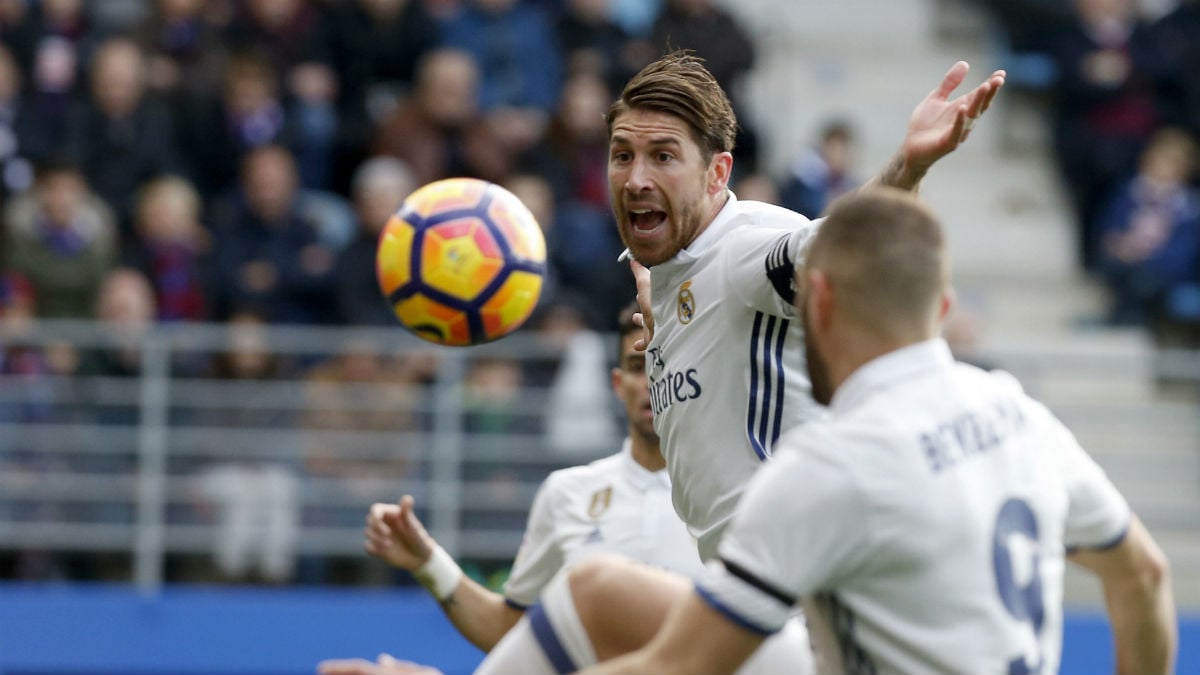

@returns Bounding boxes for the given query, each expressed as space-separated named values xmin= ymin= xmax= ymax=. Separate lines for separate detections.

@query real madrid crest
xmin=587 ymin=485 xmax=613 ymax=519
xmin=677 ymin=280 xmax=696 ymax=324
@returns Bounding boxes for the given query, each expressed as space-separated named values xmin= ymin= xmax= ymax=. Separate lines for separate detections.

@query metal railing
xmin=0 ymin=319 xmax=618 ymax=591
xmin=2 ymin=319 xmax=1198 ymax=595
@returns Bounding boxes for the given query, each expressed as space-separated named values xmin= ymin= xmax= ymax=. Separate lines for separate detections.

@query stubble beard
xmin=805 ymin=328 xmax=833 ymax=407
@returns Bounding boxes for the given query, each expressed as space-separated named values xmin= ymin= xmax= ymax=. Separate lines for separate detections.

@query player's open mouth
xmin=629 ymin=208 xmax=667 ymax=234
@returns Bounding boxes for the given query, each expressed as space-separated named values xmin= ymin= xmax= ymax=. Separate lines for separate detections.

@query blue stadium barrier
xmin=0 ymin=583 xmax=1195 ymax=675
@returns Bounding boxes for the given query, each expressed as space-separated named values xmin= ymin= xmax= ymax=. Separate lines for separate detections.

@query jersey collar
xmin=620 ymin=438 xmax=671 ymax=491
xmin=829 ymin=338 xmax=955 ymax=414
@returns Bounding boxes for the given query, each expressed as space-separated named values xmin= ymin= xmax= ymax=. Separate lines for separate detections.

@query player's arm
xmin=863 ymin=61 xmax=1005 ymax=193
xmin=574 ymin=587 xmax=766 ymax=675
xmin=1068 ymin=515 xmax=1177 ymax=675
xmin=365 ymin=496 xmax=524 ymax=652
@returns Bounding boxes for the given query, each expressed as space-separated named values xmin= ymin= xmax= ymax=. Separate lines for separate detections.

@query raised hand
xmin=903 ymin=61 xmax=1006 ymax=176
xmin=364 ymin=495 xmax=435 ymax=570
xmin=872 ymin=61 xmax=1006 ymax=191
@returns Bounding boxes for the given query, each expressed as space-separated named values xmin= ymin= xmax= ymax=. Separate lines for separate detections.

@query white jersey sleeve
xmin=722 ymin=202 xmax=819 ymax=318
xmin=696 ymin=428 xmax=870 ymax=633
xmin=503 ymin=476 xmax=563 ymax=608
xmin=1035 ymin=401 xmax=1130 ymax=550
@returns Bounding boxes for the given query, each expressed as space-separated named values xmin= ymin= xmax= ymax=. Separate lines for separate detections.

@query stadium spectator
xmin=302 ymin=339 xmax=422 ymax=523
xmin=225 ymin=0 xmax=341 ymax=191
xmin=64 ymin=36 xmax=181 ymax=236
xmin=131 ymin=0 xmax=231 ymax=106
xmin=1095 ymin=127 xmax=1200 ymax=327
xmin=439 ymin=0 xmax=563 ymax=117
xmin=125 ymin=175 xmax=212 ymax=322
xmin=373 ymin=48 xmax=512 ymax=185
xmin=209 ymin=145 xmax=339 ymax=324
xmin=555 ymin=0 xmax=649 ymax=95
xmin=2 ymin=159 xmax=116 ymax=318
xmin=1050 ymin=0 xmax=1167 ymax=270
xmin=182 ymin=50 xmax=292 ymax=200
xmin=0 ymin=0 xmax=94 ymax=167
xmin=531 ymin=69 xmax=612 ymax=210
xmin=0 ymin=44 xmax=36 ymax=198
xmin=334 ymin=156 xmax=417 ymax=326
xmin=779 ymin=118 xmax=863 ymax=218
xmin=192 ymin=310 xmax=301 ymax=584
xmin=324 ymin=0 xmax=441 ymax=124
xmin=1147 ymin=0 xmax=1200 ymax=138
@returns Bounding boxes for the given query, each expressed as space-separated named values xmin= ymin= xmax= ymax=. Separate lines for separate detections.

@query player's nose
xmin=625 ymin=157 xmax=654 ymax=193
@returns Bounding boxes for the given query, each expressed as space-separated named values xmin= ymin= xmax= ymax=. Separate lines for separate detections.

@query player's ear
xmin=708 ymin=151 xmax=733 ymax=195
xmin=939 ymin=286 xmax=956 ymax=323
xmin=611 ymin=367 xmax=623 ymax=396
xmin=808 ymin=270 xmax=834 ymax=331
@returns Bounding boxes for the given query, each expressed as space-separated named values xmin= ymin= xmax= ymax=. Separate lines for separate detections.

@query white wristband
xmin=413 ymin=545 xmax=463 ymax=601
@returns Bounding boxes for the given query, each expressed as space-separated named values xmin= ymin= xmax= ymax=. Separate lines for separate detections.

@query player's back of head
xmin=805 ymin=188 xmax=948 ymax=341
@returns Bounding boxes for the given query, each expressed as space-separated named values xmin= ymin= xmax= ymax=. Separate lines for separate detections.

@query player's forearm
xmin=862 ymin=148 xmax=927 ymax=194
xmin=1104 ymin=562 xmax=1177 ymax=675
xmin=439 ymin=575 xmax=524 ymax=652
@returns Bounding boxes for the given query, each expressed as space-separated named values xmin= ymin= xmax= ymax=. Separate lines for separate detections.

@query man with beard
xmin=577 ymin=189 xmax=1176 ymax=675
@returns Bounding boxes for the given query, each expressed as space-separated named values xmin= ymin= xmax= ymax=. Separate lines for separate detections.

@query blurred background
xmin=0 ymin=0 xmax=1198 ymax=673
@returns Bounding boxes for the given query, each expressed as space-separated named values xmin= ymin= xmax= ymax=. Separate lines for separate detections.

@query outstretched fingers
xmin=958 ymin=70 xmax=1006 ymax=120
xmin=930 ymin=61 xmax=969 ymax=101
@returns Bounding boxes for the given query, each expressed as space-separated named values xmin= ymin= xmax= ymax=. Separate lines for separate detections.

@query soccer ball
xmin=376 ymin=177 xmax=547 ymax=346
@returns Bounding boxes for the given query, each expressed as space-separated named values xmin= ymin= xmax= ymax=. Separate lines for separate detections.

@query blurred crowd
xmin=0 ymin=0 xmax=774 ymax=336
xmin=0 ymin=0 xmax=771 ymax=585
xmin=979 ymin=0 xmax=1200 ymax=337
xmin=3 ymin=0 xmax=1200 ymax=585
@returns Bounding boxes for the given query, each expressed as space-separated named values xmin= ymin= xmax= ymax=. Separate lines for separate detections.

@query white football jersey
xmin=502 ymin=440 xmax=704 ymax=608
xmin=645 ymin=191 xmax=824 ymax=560
xmin=699 ymin=339 xmax=1131 ymax=675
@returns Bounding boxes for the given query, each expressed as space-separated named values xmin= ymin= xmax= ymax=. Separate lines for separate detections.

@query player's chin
xmin=624 ymin=241 xmax=673 ymax=267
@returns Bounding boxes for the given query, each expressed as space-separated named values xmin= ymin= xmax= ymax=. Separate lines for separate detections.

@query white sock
xmin=474 ymin=571 xmax=598 ymax=675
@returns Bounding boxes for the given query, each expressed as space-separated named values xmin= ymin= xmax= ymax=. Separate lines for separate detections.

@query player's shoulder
xmin=725 ymin=199 xmax=811 ymax=238
xmin=541 ymin=452 xmax=624 ymax=495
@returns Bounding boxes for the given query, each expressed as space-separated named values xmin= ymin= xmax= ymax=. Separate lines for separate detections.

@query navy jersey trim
xmin=747 ymin=312 xmax=789 ymax=461
xmin=527 ymin=601 xmax=576 ymax=674
xmin=504 ymin=596 xmax=530 ymax=611
xmin=765 ymin=234 xmax=796 ymax=305
xmin=694 ymin=585 xmax=779 ymax=637
xmin=1065 ymin=518 xmax=1131 ymax=555
xmin=722 ymin=557 xmax=798 ymax=607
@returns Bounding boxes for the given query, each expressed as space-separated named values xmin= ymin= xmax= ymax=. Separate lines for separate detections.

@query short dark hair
xmin=805 ymin=188 xmax=947 ymax=336
xmin=606 ymin=50 xmax=737 ymax=161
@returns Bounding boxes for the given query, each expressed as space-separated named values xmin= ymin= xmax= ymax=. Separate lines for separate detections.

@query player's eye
xmin=611 ymin=150 xmax=631 ymax=163
xmin=656 ymin=152 xmax=674 ymax=163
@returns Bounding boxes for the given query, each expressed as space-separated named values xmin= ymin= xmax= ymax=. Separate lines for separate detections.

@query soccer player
xmin=317 ymin=303 xmax=811 ymax=675
xmin=575 ymin=188 xmax=1177 ymax=675
xmin=615 ymin=50 xmax=1003 ymax=562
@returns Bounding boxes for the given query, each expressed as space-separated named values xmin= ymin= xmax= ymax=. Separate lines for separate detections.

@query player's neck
xmin=629 ymin=433 xmax=666 ymax=472
xmin=826 ymin=330 xmax=928 ymax=400
xmin=684 ymin=189 xmax=731 ymax=250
